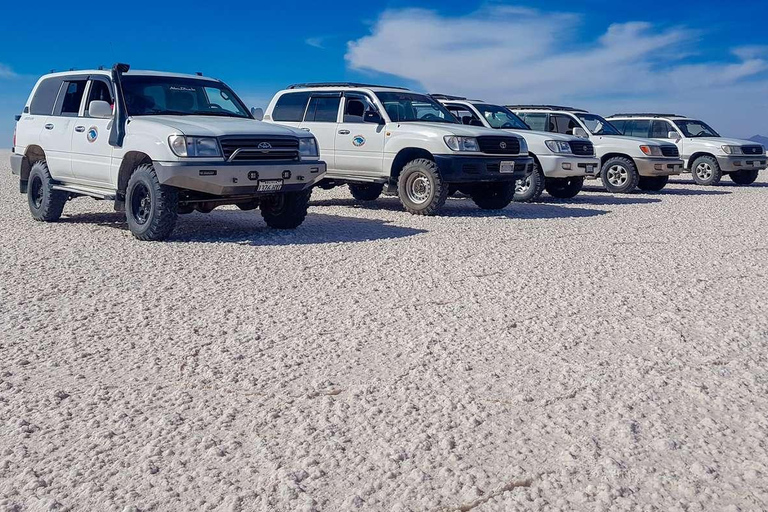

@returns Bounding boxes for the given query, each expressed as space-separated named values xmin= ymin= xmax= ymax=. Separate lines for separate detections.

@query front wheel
xmin=545 ymin=176 xmax=584 ymax=199
xmin=601 ymin=157 xmax=640 ymax=193
xmin=260 ymin=190 xmax=311 ymax=229
xmin=513 ymin=163 xmax=545 ymax=202
xmin=125 ymin=164 xmax=179 ymax=241
xmin=348 ymin=183 xmax=383 ymax=202
xmin=691 ymin=156 xmax=722 ymax=186
xmin=470 ymin=182 xmax=515 ymax=210
xmin=397 ymin=159 xmax=449 ymax=215
xmin=27 ymin=160 xmax=68 ymax=222
xmin=637 ymin=175 xmax=669 ymax=192
xmin=729 ymin=169 xmax=759 ymax=185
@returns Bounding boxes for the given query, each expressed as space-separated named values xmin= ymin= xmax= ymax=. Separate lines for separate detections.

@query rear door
xmin=333 ymin=93 xmax=386 ymax=178
xmin=298 ymin=93 xmax=342 ymax=168
xmin=71 ymin=77 xmax=115 ymax=186
xmin=44 ymin=78 xmax=88 ymax=179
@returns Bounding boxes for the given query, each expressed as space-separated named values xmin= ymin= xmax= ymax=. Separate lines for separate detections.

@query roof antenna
xmin=196 ymin=72 xmax=203 ymax=76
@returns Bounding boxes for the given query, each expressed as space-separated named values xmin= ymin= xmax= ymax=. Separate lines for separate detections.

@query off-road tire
xmin=729 ymin=169 xmax=759 ymax=185
xmin=236 ymin=199 xmax=260 ymax=211
xmin=125 ymin=164 xmax=179 ymax=241
xmin=470 ymin=182 xmax=516 ymax=210
xmin=601 ymin=156 xmax=640 ymax=193
xmin=691 ymin=155 xmax=722 ymax=186
xmin=260 ymin=190 xmax=311 ymax=229
xmin=27 ymin=160 xmax=68 ymax=222
xmin=545 ymin=176 xmax=584 ymax=199
xmin=348 ymin=183 xmax=383 ymax=202
xmin=637 ymin=175 xmax=669 ymax=192
xmin=397 ymin=159 xmax=449 ymax=215
xmin=177 ymin=204 xmax=195 ymax=215
xmin=513 ymin=161 xmax=545 ymax=202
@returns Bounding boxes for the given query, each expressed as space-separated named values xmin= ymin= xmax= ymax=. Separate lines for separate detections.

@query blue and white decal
xmin=352 ymin=135 xmax=366 ymax=147
xmin=86 ymin=126 xmax=99 ymax=143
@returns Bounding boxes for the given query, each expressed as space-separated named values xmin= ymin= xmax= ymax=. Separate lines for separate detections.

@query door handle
xmin=75 ymin=126 xmax=86 ymax=133
xmin=44 ymin=124 xmax=54 ymax=130
xmin=338 ymin=130 xmax=350 ymax=135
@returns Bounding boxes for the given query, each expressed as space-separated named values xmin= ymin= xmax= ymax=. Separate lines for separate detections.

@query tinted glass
xmin=611 ymin=119 xmax=627 ymax=134
xmin=576 ymin=114 xmax=621 ymax=135
xmin=305 ymin=96 xmax=341 ymax=122
xmin=445 ymin=104 xmax=483 ymax=126
xmin=626 ymin=120 xmax=651 ymax=138
xmin=375 ymin=92 xmax=458 ymax=123
xmin=59 ymin=80 xmax=87 ymax=116
xmin=474 ymin=104 xmax=529 ymax=130
xmin=30 ymin=78 xmax=62 ymax=115
xmin=651 ymin=120 xmax=674 ymax=138
xmin=551 ymin=114 xmax=577 ymax=135
xmin=674 ymin=120 xmax=720 ymax=138
xmin=272 ymin=92 xmax=311 ymax=122
xmin=121 ymin=76 xmax=250 ymax=118
xmin=342 ymin=95 xmax=377 ymax=124
xmin=87 ymin=80 xmax=113 ymax=106
xmin=519 ymin=113 xmax=547 ymax=131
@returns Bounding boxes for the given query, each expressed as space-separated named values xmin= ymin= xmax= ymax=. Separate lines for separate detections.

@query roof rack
xmin=609 ymin=113 xmax=684 ymax=118
xmin=430 ymin=93 xmax=468 ymax=101
xmin=287 ymin=82 xmax=409 ymax=90
xmin=506 ymin=105 xmax=588 ymax=113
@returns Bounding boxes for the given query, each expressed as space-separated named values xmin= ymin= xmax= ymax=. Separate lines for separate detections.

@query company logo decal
xmin=499 ymin=141 xmax=507 ymax=149
xmin=352 ymin=135 xmax=366 ymax=147
xmin=86 ymin=127 xmax=98 ymax=143
xmin=257 ymin=142 xmax=272 ymax=150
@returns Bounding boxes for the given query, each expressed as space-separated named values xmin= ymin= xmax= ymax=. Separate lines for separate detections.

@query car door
xmin=43 ymin=78 xmax=88 ymax=179
xmin=651 ymin=119 xmax=686 ymax=158
xmin=70 ymin=77 xmax=115 ymax=186
xmin=334 ymin=93 xmax=386 ymax=178
xmin=298 ymin=93 xmax=342 ymax=168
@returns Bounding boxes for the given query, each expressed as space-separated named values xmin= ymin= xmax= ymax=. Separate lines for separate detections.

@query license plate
xmin=746 ymin=161 xmax=754 ymax=166
xmin=258 ymin=179 xmax=283 ymax=192
xmin=500 ymin=161 xmax=516 ymax=173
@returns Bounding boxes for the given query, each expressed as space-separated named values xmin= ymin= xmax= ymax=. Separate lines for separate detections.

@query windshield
xmin=375 ymin=92 xmax=459 ymax=124
xmin=576 ymin=114 xmax=621 ymax=136
xmin=122 ymin=76 xmax=251 ymax=118
xmin=674 ymin=119 xmax=720 ymax=138
xmin=474 ymin=104 xmax=530 ymax=130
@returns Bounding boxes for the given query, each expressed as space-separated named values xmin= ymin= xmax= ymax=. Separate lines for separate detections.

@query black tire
xmin=397 ymin=159 xmax=449 ymax=215
xmin=260 ymin=190 xmax=311 ymax=229
xmin=513 ymin=161 xmax=545 ymax=202
xmin=125 ymin=164 xmax=179 ymax=241
xmin=729 ymin=169 xmax=759 ymax=185
xmin=27 ymin=160 xmax=68 ymax=222
xmin=601 ymin=156 xmax=640 ymax=193
xmin=348 ymin=183 xmax=383 ymax=202
xmin=470 ymin=182 xmax=515 ymax=210
xmin=637 ymin=175 xmax=669 ymax=192
xmin=236 ymin=199 xmax=260 ymax=211
xmin=545 ymin=176 xmax=584 ymax=199
xmin=691 ymin=155 xmax=722 ymax=186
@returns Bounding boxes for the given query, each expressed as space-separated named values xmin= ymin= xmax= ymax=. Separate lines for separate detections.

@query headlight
xmin=721 ymin=145 xmax=743 ymax=155
xmin=444 ymin=136 xmax=479 ymax=152
xmin=545 ymin=140 xmax=572 ymax=154
xmin=299 ymin=137 xmax=319 ymax=159
xmin=519 ymin=138 xmax=529 ymax=154
xmin=640 ymin=145 xmax=663 ymax=157
xmin=168 ymin=135 xmax=222 ymax=158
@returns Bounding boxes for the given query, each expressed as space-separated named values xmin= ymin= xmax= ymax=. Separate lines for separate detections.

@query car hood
xmin=132 ymin=116 xmax=309 ymax=138
xmin=690 ymin=136 xmax=762 ymax=147
xmin=395 ymin=122 xmax=523 ymax=139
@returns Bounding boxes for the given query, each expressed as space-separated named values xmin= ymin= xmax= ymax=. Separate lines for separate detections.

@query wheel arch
xmin=688 ymin=152 xmax=717 ymax=169
xmin=390 ymin=148 xmax=435 ymax=182
xmin=21 ymin=145 xmax=46 ymax=181
xmin=117 ymin=151 xmax=153 ymax=195
xmin=601 ymin=153 xmax=635 ymax=168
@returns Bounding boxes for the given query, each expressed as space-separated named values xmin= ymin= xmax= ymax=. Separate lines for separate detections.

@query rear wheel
xmin=125 ymin=164 xmax=179 ymax=241
xmin=513 ymin=162 xmax=545 ymax=202
xmin=470 ymin=182 xmax=515 ymax=210
xmin=27 ymin=160 xmax=68 ymax=222
xmin=729 ymin=169 xmax=759 ymax=185
xmin=397 ymin=159 xmax=448 ymax=215
xmin=691 ymin=156 xmax=722 ymax=186
xmin=601 ymin=157 xmax=640 ymax=193
xmin=637 ymin=175 xmax=669 ymax=192
xmin=348 ymin=183 xmax=383 ymax=202
xmin=260 ymin=190 xmax=311 ymax=229
xmin=545 ymin=176 xmax=584 ymax=199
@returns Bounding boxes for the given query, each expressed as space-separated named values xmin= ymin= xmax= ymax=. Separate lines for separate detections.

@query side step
xmin=52 ymin=184 xmax=116 ymax=200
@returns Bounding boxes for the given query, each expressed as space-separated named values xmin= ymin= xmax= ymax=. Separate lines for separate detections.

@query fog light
xmin=562 ymin=163 xmax=572 ymax=170
xmin=248 ymin=171 xmax=259 ymax=181
xmin=654 ymin=164 xmax=663 ymax=171
xmin=282 ymin=170 xmax=292 ymax=179
xmin=734 ymin=161 xmax=742 ymax=167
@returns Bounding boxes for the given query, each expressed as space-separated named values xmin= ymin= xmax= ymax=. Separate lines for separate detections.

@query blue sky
xmin=1 ymin=0 xmax=767 ymax=144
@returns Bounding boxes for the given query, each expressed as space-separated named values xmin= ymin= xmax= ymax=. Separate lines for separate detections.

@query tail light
xmin=12 ymin=126 xmax=16 ymax=148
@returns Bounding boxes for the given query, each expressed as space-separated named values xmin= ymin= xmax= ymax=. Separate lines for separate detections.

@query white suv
xmin=435 ymin=96 xmax=600 ymax=202
xmin=606 ymin=114 xmax=767 ymax=186
xmin=10 ymin=63 xmax=326 ymax=241
xmin=262 ymin=83 xmax=534 ymax=215
xmin=510 ymin=106 xmax=684 ymax=193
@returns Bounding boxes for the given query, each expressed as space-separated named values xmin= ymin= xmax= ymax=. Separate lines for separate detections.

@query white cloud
xmin=0 ymin=63 xmax=17 ymax=78
xmin=306 ymin=37 xmax=326 ymax=49
xmin=346 ymin=7 xmax=768 ymax=137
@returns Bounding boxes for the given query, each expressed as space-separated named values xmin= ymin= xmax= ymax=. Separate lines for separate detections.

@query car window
xmin=626 ymin=120 xmax=651 ymax=138
xmin=342 ymin=94 xmax=377 ymax=124
xmin=30 ymin=77 xmax=63 ymax=115
xmin=85 ymin=80 xmax=114 ymax=116
xmin=474 ymin=104 xmax=529 ymax=130
xmin=203 ymin=87 xmax=245 ymax=116
xmin=651 ymin=120 xmax=674 ymax=138
xmin=551 ymin=114 xmax=577 ymax=135
xmin=519 ymin=113 xmax=548 ymax=131
xmin=576 ymin=114 xmax=622 ymax=136
xmin=304 ymin=95 xmax=341 ymax=123
xmin=445 ymin=104 xmax=483 ymax=127
xmin=272 ymin=92 xmax=311 ymax=122
xmin=674 ymin=120 xmax=720 ymax=138
xmin=58 ymin=80 xmax=87 ymax=116
xmin=375 ymin=92 xmax=458 ymax=124
xmin=610 ymin=119 xmax=627 ymax=134
xmin=121 ymin=76 xmax=250 ymax=118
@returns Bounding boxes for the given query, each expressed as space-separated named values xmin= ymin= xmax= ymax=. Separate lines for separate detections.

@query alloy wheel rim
xmin=696 ymin=163 xmax=713 ymax=180
xmin=131 ymin=183 xmax=151 ymax=225
xmin=406 ymin=171 xmax=432 ymax=205
xmin=515 ymin=176 xmax=531 ymax=194
xmin=607 ymin=165 xmax=628 ymax=187
xmin=31 ymin=176 xmax=44 ymax=209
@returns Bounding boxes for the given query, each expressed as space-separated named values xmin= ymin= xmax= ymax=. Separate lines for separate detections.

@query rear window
xmin=30 ymin=77 xmax=63 ymax=115
xmin=272 ymin=92 xmax=310 ymax=122
xmin=304 ymin=95 xmax=340 ymax=123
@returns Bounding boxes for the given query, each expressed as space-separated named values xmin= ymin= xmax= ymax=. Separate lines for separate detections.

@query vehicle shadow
xmin=668 ymin=177 xmax=768 ymax=188
xmin=59 ymin=211 xmax=428 ymax=245
xmin=581 ymin=185 xmax=730 ymax=197
xmin=547 ymin=193 xmax=663 ymax=206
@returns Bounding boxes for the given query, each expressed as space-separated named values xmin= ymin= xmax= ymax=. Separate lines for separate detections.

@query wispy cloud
xmin=0 ymin=63 xmax=17 ymax=79
xmin=346 ymin=7 xmax=768 ymax=136
xmin=305 ymin=37 xmax=327 ymax=49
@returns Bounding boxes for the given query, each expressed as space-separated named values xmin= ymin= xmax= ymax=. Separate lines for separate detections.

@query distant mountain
xmin=749 ymin=135 xmax=768 ymax=146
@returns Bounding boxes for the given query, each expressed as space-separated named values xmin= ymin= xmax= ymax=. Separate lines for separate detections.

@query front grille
xmin=741 ymin=145 xmax=764 ymax=156
xmin=477 ymin=136 xmax=520 ymax=155
xmin=219 ymin=137 xmax=300 ymax=162
xmin=661 ymin=145 xmax=680 ymax=158
xmin=569 ymin=141 xmax=594 ymax=156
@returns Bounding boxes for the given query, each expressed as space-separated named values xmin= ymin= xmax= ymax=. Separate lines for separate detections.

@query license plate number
xmin=500 ymin=161 xmax=516 ymax=173
xmin=258 ymin=179 xmax=283 ymax=192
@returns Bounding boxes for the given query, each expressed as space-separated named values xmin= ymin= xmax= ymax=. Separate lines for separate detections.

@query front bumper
xmin=538 ymin=154 xmax=600 ymax=178
xmin=10 ymin=153 xmax=23 ymax=176
xmin=635 ymin=157 xmax=684 ymax=177
xmin=434 ymin=154 xmax=534 ymax=183
xmin=716 ymin=155 xmax=768 ymax=173
xmin=153 ymin=160 xmax=327 ymax=196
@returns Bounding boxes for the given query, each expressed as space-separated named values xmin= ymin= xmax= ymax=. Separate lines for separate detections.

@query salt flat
xmin=1 ymin=150 xmax=767 ymax=512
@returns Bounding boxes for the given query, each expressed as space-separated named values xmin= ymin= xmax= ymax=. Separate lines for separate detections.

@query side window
xmin=651 ymin=120 xmax=674 ymax=138
xmin=445 ymin=104 xmax=482 ymax=126
xmin=519 ymin=113 xmax=547 ymax=131
xmin=56 ymin=80 xmax=88 ymax=117
xmin=272 ymin=92 xmax=310 ymax=122
xmin=551 ymin=114 xmax=577 ymax=135
xmin=304 ymin=95 xmax=341 ymax=123
xmin=611 ymin=120 xmax=627 ymax=134
xmin=626 ymin=120 xmax=651 ymax=138
xmin=85 ymin=80 xmax=114 ymax=115
xmin=30 ymin=78 xmax=63 ymax=115
xmin=342 ymin=94 xmax=376 ymax=124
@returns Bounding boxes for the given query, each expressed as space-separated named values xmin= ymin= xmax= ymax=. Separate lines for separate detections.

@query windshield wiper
xmin=191 ymin=111 xmax=248 ymax=118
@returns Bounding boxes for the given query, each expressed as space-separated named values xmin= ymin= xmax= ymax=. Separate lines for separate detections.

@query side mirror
xmin=573 ymin=127 xmax=588 ymax=139
xmin=251 ymin=107 xmax=264 ymax=121
xmin=668 ymin=131 xmax=681 ymax=140
xmin=88 ymin=100 xmax=113 ymax=119
xmin=364 ymin=111 xmax=384 ymax=124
